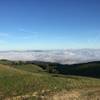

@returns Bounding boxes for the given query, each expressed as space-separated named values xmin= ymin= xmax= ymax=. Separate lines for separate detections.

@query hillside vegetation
xmin=29 ymin=61 xmax=100 ymax=78
xmin=0 ymin=60 xmax=100 ymax=100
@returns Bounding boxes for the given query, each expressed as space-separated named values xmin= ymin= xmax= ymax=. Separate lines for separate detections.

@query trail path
xmin=4 ymin=88 xmax=100 ymax=100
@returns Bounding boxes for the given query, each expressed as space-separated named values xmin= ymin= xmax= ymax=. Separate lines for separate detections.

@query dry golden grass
xmin=48 ymin=88 xmax=100 ymax=100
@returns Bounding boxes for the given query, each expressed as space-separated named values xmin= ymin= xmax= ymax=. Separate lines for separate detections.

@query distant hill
xmin=29 ymin=61 xmax=100 ymax=78
xmin=0 ymin=59 xmax=100 ymax=78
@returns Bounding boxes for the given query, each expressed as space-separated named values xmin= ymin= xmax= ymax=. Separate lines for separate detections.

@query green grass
xmin=11 ymin=64 xmax=45 ymax=73
xmin=0 ymin=62 xmax=100 ymax=99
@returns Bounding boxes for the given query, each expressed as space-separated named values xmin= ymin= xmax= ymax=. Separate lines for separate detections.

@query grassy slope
xmin=0 ymin=63 xmax=100 ymax=100
xmin=11 ymin=64 xmax=45 ymax=73
xmin=40 ymin=61 xmax=100 ymax=78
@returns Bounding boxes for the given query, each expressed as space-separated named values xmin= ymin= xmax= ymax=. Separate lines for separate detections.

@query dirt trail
xmin=49 ymin=88 xmax=100 ymax=100
xmin=4 ymin=88 xmax=100 ymax=100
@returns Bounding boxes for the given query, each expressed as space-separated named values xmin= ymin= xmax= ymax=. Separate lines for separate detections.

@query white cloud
xmin=0 ymin=32 xmax=9 ymax=37
xmin=19 ymin=28 xmax=38 ymax=34
xmin=18 ymin=28 xmax=39 ymax=39
xmin=0 ymin=49 xmax=100 ymax=64
xmin=22 ymin=36 xmax=32 ymax=39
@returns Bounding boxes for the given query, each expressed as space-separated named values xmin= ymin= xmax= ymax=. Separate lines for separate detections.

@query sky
xmin=0 ymin=0 xmax=100 ymax=50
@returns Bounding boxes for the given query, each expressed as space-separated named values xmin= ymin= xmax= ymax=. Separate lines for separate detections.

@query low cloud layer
xmin=0 ymin=49 xmax=100 ymax=64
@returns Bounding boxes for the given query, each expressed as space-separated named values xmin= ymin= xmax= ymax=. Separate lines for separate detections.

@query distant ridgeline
xmin=0 ymin=59 xmax=100 ymax=78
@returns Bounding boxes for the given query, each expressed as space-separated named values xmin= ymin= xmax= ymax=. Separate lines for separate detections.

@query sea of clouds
xmin=0 ymin=49 xmax=100 ymax=64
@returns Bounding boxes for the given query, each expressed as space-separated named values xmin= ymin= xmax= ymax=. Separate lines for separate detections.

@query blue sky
xmin=0 ymin=0 xmax=100 ymax=50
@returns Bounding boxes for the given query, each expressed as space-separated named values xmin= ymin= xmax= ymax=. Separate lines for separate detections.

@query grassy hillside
xmin=29 ymin=61 xmax=100 ymax=78
xmin=0 ymin=60 xmax=100 ymax=99
xmin=55 ymin=61 xmax=100 ymax=78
